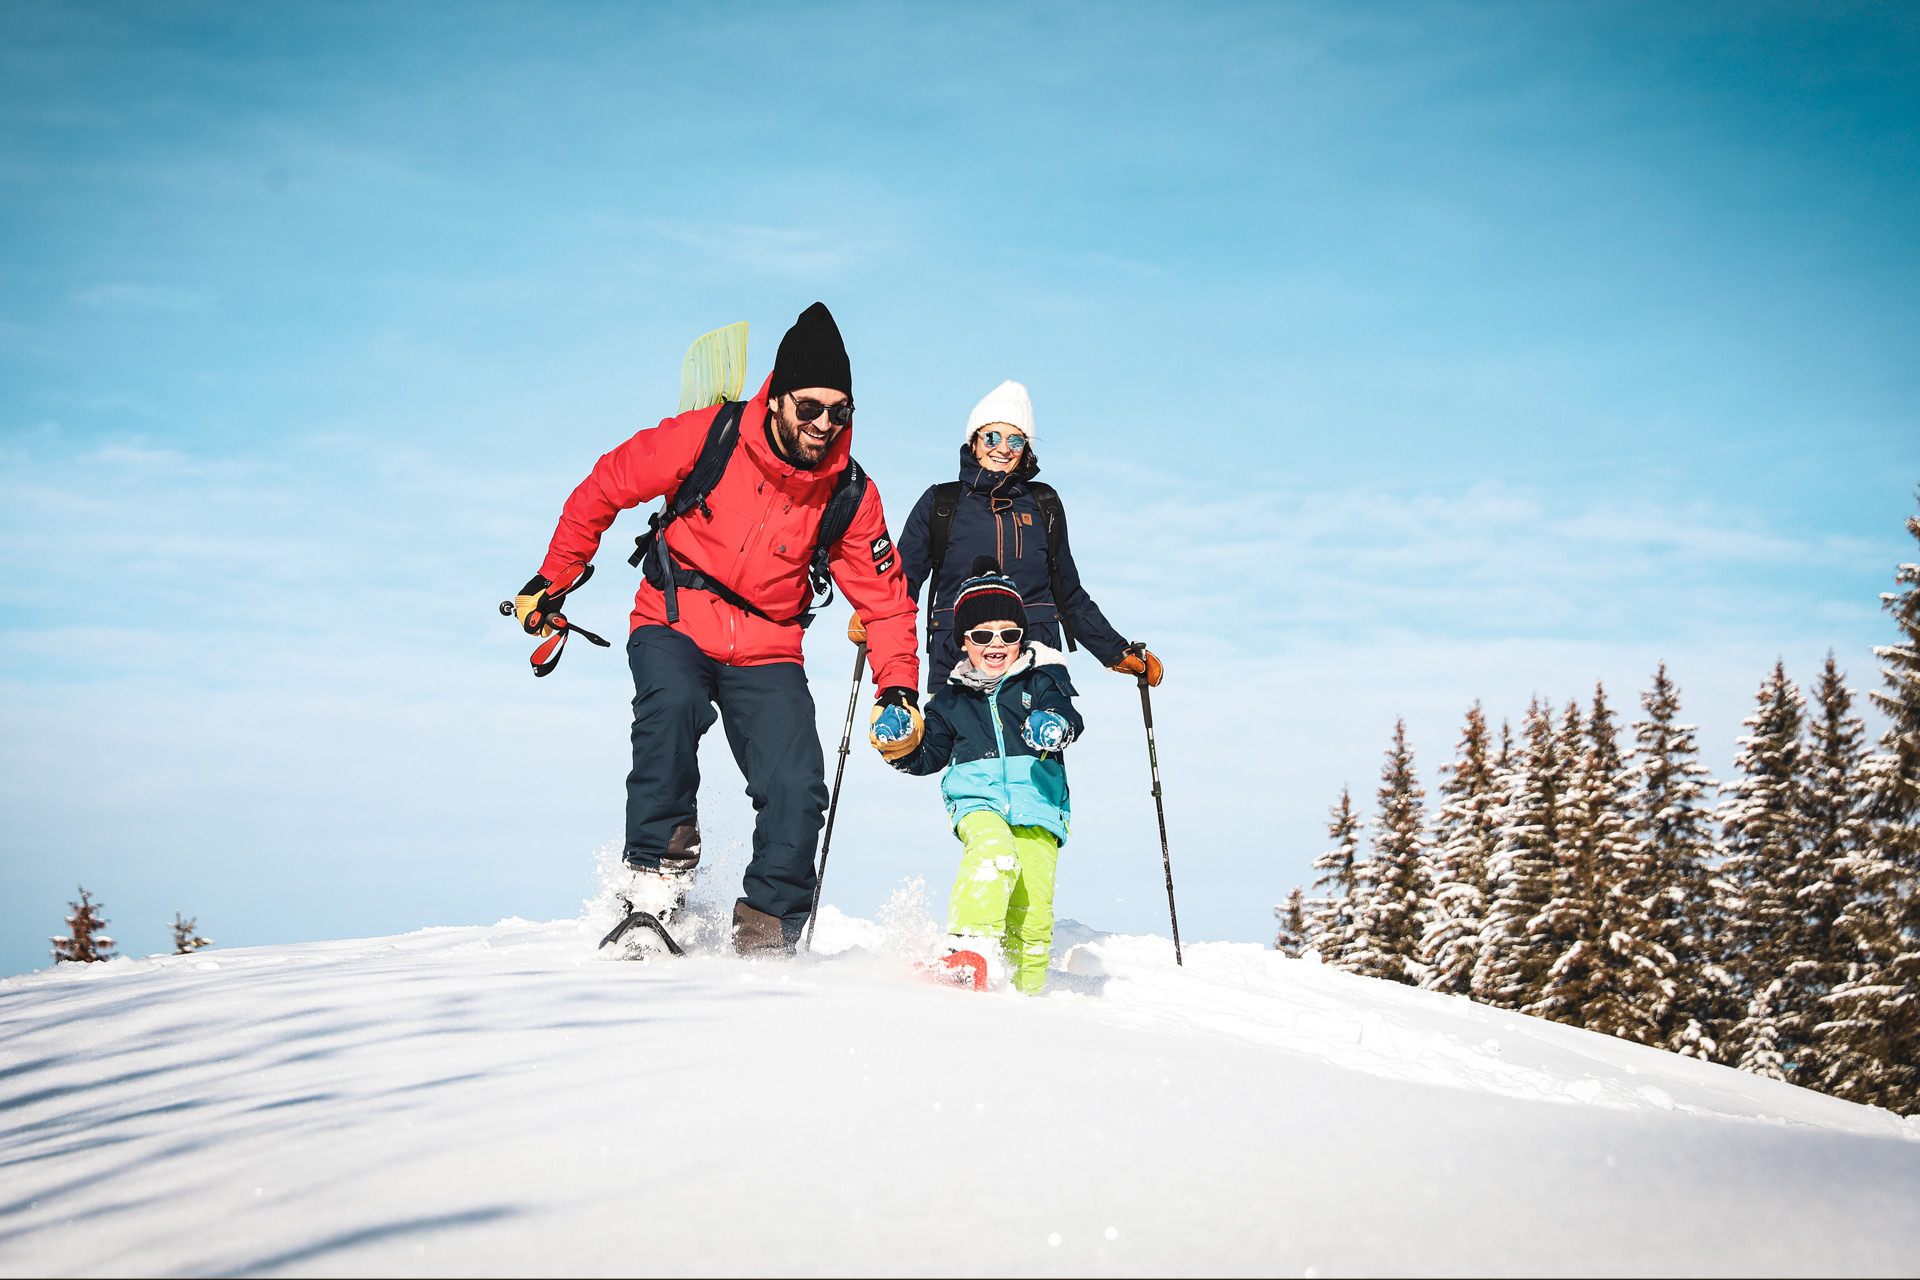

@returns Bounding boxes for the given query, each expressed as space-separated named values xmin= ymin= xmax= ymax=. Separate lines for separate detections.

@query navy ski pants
xmin=624 ymin=625 xmax=828 ymax=927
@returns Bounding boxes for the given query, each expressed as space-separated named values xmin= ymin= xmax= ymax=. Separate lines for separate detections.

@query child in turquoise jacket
xmin=884 ymin=557 xmax=1083 ymax=993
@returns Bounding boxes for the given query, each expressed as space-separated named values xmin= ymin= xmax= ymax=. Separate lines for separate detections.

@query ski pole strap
xmin=528 ymin=614 xmax=611 ymax=677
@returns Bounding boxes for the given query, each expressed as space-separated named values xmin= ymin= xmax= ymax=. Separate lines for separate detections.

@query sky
xmin=2 ymin=1 xmax=1916 ymax=975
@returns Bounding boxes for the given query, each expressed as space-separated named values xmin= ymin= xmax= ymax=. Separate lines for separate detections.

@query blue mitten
xmin=1023 ymin=709 xmax=1074 ymax=751
xmin=869 ymin=695 xmax=925 ymax=762
xmin=872 ymin=704 xmax=915 ymax=742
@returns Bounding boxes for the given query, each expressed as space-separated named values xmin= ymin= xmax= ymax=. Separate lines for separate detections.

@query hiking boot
xmin=621 ymin=867 xmax=691 ymax=922
xmin=732 ymin=901 xmax=798 ymax=958
xmin=622 ymin=823 xmax=700 ymax=922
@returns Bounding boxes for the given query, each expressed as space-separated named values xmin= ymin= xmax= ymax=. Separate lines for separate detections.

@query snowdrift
xmin=3 ymin=910 xmax=1917 ymax=1277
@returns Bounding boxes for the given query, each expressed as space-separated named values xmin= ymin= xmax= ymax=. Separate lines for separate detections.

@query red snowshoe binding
xmin=915 ymin=949 xmax=989 ymax=991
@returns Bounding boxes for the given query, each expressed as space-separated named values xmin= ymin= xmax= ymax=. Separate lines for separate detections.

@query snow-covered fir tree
xmin=1779 ymin=654 xmax=1870 ymax=1091
xmin=1349 ymin=720 xmax=1429 ymax=986
xmin=1421 ymin=703 xmax=1500 ymax=995
xmin=1474 ymin=699 xmax=1566 ymax=1010
xmin=1823 ymin=504 xmax=1920 ymax=1112
xmin=1533 ymin=685 xmax=1669 ymax=1042
xmin=51 ymin=887 xmax=114 ymax=964
xmin=1624 ymin=663 xmax=1723 ymax=1059
xmin=1716 ymin=661 xmax=1811 ymax=1079
xmin=1524 ymin=700 xmax=1596 ymax=1023
xmin=1305 ymin=788 xmax=1366 ymax=965
xmin=170 ymin=912 xmax=214 ymax=955
xmin=1274 ymin=887 xmax=1308 ymax=957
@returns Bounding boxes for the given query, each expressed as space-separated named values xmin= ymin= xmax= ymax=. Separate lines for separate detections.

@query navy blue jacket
xmin=899 ymin=452 xmax=1128 ymax=692
xmin=889 ymin=644 xmax=1084 ymax=843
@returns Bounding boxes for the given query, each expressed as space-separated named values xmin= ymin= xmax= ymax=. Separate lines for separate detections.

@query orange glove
xmin=1110 ymin=643 xmax=1164 ymax=687
xmin=514 ymin=575 xmax=558 ymax=637
xmin=513 ymin=565 xmax=587 ymax=639
xmin=847 ymin=612 xmax=867 ymax=645
xmin=869 ymin=687 xmax=924 ymax=762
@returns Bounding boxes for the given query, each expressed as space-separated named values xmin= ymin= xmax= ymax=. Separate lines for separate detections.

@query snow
xmin=4 ymin=903 xmax=1919 ymax=1277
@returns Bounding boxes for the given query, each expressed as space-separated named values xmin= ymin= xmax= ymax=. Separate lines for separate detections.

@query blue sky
xmin=3 ymin=2 xmax=1916 ymax=975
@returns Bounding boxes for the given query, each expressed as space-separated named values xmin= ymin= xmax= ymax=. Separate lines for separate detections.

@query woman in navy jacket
xmin=896 ymin=380 xmax=1164 ymax=695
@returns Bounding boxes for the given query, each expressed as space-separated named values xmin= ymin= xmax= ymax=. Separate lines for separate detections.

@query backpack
xmin=926 ymin=479 xmax=1076 ymax=652
xmin=627 ymin=401 xmax=869 ymax=629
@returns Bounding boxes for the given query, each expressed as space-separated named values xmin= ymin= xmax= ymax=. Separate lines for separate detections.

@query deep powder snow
xmin=3 ymin=900 xmax=1918 ymax=1277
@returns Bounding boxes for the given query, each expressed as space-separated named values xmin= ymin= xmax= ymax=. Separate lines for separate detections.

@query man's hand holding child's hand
xmin=870 ymin=686 xmax=925 ymax=761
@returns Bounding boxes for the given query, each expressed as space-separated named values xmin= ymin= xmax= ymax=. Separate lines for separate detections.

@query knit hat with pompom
xmin=952 ymin=555 xmax=1027 ymax=636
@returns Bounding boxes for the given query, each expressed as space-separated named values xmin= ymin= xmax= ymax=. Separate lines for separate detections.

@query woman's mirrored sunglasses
xmin=966 ymin=627 xmax=1024 ymax=645
xmin=790 ymin=396 xmax=855 ymax=427
xmin=979 ymin=430 xmax=1027 ymax=452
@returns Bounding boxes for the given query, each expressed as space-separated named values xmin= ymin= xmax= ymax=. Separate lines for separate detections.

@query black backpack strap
xmin=799 ymin=458 xmax=870 ymax=623
xmin=1026 ymin=481 xmax=1076 ymax=652
xmin=636 ymin=429 xmax=870 ymax=632
xmin=628 ymin=401 xmax=746 ymax=622
xmin=924 ymin=482 xmax=963 ymax=641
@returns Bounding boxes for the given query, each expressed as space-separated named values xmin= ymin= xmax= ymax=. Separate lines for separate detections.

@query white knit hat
xmin=964 ymin=380 xmax=1034 ymax=444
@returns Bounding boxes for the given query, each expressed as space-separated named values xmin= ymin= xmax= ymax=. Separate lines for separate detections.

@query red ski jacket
xmin=538 ymin=377 xmax=920 ymax=692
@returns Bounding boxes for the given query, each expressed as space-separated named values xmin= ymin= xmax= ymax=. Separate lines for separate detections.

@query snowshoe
xmin=915 ymin=949 xmax=990 ymax=990
xmin=598 ymin=898 xmax=686 ymax=957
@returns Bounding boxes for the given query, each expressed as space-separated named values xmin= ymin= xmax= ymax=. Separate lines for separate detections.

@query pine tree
xmin=1305 ymin=788 xmax=1366 ymax=965
xmin=1525 ymin=700 xmax=1596 ymax=1023
xmin=1274 ymin=887 xmax=1308 ymax=958
xmin=170 ymin=912 xmax=214 ymax=955
xmin=1823 ymin=502 xmax=1920 ymax=1112
xmin=1624 ymin=663 xmax=1723 ymax=1059
xmin=1717 ymin=661 xmax=1811 ymax=1079
xmin=1533 ymin=684 xmax=1667 ymax=1040
xmin=1475 ymin=699 xmax=1565 ymax=1009
xmin=1350 ymin=720 xmax=1430 ymax=985
xmin=1422 ymin=703 xmax=1499 ymax=995
xmin=50 ymin=887 xmax=115 ymax=964
xmin=1783 ymin=655 xmax=1870 ymax=1091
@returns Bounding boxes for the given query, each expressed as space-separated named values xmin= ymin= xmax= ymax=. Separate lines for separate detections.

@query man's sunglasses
xmin=790 ymin=396 xmax=855 ymax=427
xmin=965 ymin=627 xmax=1024 ymax=646
xmin=978 ymin=430 xmax=1026 ymax=452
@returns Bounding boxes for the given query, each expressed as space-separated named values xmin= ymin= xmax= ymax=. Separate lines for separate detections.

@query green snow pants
xmin=948 ymin=811 xmax=1059 ymax=995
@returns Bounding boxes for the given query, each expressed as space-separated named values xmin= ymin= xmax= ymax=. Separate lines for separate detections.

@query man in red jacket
xmin=515 ymin=303 xmax=923 ymax=955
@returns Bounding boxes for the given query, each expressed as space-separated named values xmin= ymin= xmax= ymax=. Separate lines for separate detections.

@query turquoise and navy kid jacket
xmin=889 ymin=642 xmax=1083 ymax=843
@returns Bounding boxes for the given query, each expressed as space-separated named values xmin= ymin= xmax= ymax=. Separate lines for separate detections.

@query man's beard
xmin=773 ymin=413 xmax=835 ymax=468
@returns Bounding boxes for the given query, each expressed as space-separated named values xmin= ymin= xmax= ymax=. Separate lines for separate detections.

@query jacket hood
xmin=747 ymin=373 xmax=853 ymax=485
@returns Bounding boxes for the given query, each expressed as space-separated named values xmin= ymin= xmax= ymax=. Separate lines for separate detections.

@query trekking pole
xmin=1129 ymin=644 xmax=1183 ymax=966
xmin=802 ymin=621 xmax=869 ymax=953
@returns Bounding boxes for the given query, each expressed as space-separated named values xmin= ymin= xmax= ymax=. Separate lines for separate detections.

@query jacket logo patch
xmin=870 ymin=535 xmax=892 ymax=560
xmin=876 ymin=555 xmax=895 ymax=575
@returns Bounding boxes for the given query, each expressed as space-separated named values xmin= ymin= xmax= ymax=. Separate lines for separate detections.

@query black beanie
xmin=769 ymin=302 xmax=852 ymax=400
xmin=953 ymin=555 xmax=1027 ymax=635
